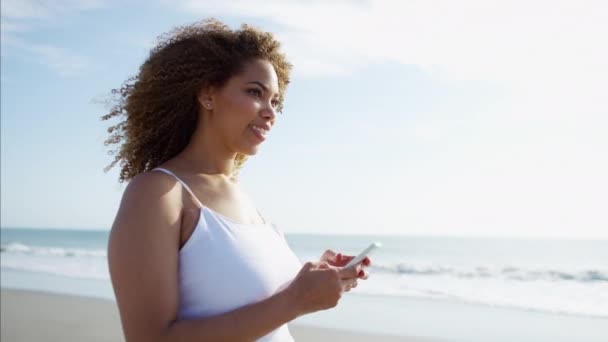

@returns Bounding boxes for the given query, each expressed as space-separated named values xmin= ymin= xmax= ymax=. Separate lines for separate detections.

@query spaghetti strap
xmin=256 ymin=208 xmax=268 ymax=225
xmin=152 ymin=167 xmax=204 ymax=208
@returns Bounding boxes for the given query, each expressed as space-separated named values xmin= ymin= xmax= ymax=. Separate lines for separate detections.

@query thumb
xmin=337 ymin=265 xmax=360 ymax=279
xmin=317 ymin=261 xmax=330 ymax=269
xmin=301 ymin=261 xmax=317 ymax=271
xmin=302 ymin=261 xmax=329 ymax=271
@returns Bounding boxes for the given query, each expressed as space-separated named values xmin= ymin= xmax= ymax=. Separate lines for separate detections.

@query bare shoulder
xmin=109 ymin=170 xmax=185 ymax=254
xmin=107 ymin=170 xmax=185 ymax=340
xmin=121 ymin=170 xmax=183 ymax=210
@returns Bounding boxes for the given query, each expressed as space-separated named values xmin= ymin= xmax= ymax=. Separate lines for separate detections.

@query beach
xmin=0 ymin=289 xmax=436 ymax=342
xmin=2 ymin=229 xmax=607 ymax=341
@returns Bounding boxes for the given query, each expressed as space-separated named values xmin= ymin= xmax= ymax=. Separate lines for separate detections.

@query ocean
xmin=2 ymin=227 xmax=607 ymax=341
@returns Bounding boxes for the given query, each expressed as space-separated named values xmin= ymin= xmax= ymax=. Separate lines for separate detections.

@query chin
xmin=240 ymin=145 xmax=260 ymax=156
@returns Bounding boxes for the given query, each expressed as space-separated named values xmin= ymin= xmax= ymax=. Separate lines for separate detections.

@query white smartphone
xmin=345 ymin=242 xmax=381 ymax=268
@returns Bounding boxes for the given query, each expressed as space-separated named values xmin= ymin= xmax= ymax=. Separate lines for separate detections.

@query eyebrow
xmin=247 ymin=81 xmax=279 ymax=97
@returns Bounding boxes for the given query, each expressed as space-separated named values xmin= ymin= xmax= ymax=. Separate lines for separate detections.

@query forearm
xmin=161 ymin=288 xmax=300 ymax=342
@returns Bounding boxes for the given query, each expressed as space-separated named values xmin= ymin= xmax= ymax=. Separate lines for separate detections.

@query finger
xmin=363 ymin=257 xmax=371 ymax=266
xmin=337 ymin=265 xmax=360 ymax=279
xmin=358 ymin=269 xmax=369 ymax=280
xmin=331 ymin=254 xmax=354 ymax=267
xmin=340 ymin=255 xmax=355 ymax=264
xmin=340 ymin=279 xmax=353 ymax=287
xmin=340 ymin=279 xmax=357 ymax=292
xmin=322 ymin=249 xmax=336 ymax=259
xmin=317 ymin=261 xmax=330 ymax=269
xmin=307 ymin=261 xmax=330 ymax=270
xmin=327 ymin=253 xmax=342 ymax=266
xmin=302 ymin=261 xmax=315 ymax=271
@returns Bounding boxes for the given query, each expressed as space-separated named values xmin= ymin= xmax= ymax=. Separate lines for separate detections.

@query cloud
xmin=0 ymin=0 xmax=105 ymax=19
xmin=170 ymin=0 xmax=608 ymax=92
xmin=2 ymin=37 xmax=93 ymax=77
xmin=169 ymin=0 xmax=605 ymax=238
xmin=13 ymin=39 xmax=92 ymax=76
xmin=0 ymin=0 xmax=106 ymax=76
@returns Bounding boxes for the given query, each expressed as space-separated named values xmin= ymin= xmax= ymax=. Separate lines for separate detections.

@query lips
xmin=250 ymin=124 xmax=268 ymax=141
xmin=250 ymin=123 xmax=271 ymax=132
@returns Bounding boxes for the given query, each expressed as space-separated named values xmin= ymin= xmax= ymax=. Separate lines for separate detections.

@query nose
xmin=260 ymin=101 xmax=277 ymax=121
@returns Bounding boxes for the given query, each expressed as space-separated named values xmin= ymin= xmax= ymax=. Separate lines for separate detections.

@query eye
xmin=271 ymin=99 xmax=280 ymax=108
xmin=247 ymin=88 xmax=262 ymax=97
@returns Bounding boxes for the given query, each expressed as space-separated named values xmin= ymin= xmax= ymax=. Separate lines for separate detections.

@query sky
xmin=1 ymin=0 xmax=607 ymax=238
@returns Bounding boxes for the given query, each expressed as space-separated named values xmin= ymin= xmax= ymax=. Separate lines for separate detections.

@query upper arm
xmin=107 ymin=172 xmax=183 ymax=342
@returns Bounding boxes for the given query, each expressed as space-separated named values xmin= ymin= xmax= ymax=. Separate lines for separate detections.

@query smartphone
xmin=344 ymin=242 xmax=381 ymax=268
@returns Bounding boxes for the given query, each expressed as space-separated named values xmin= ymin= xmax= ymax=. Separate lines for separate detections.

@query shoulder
xmin=108 ymin=170 xmax=185 ymax=275
xmin=112 ymin=170 xmax=186 ymax=236
xmin=123 ymin=169 xmax=182 ymax=204
xmin=108 ymin=170 xmax=185 ymax=341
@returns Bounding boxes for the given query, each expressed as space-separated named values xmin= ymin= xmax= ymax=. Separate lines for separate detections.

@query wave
xmin=350 ymin=287 xmax=608 ymax=319
xmin=3 ymin=242 xmax=607 ymax=319
xmin=0 ymin=243 xmax=106 ymax=258
xmin=372 ymin=263 xmax=608 ymax=282
xmin=4 ymin=242 xmax=606 ymax=283
xmin=1 ymin=263 xmax=109 ymax=280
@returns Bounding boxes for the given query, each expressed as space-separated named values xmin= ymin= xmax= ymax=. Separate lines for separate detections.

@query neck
xmin=178 ymin=122 xmax=237 ymax=179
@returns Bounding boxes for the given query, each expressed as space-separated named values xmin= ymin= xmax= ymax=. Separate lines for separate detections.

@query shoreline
xmin=0 ymin=289 xmax=439 ymax=342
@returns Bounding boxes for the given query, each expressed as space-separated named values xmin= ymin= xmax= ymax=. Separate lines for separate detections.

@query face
xmin=200 ymin=59 xmax=280 ymax=156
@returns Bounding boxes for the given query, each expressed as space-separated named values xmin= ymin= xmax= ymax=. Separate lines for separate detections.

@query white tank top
xmin=153 ymin=168 xmax=303 ymax=341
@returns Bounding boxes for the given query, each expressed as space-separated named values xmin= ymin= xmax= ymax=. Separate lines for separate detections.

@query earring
xmin=206 ymin=102 xmax=213 ymax=110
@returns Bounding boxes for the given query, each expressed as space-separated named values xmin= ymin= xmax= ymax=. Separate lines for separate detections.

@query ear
xmin=197 ymin=86 xmax=215 ymax=111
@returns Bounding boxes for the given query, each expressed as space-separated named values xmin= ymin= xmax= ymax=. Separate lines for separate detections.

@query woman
xmin=105 ymin=19 xmax=370 ymax=341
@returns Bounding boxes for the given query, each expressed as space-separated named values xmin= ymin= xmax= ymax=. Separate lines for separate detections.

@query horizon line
xmin=2 ymin=226 xmax=607 ymax=241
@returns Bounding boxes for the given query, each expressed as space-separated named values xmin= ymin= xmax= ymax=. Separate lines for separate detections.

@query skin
xmin=107 ymin=59 xmax=371 ymax=342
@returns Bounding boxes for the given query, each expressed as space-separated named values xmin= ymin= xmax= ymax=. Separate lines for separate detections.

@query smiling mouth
xmin=250 ymin=124 xmax=268 ymax=141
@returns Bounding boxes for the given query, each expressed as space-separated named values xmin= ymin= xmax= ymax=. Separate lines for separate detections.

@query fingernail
xmin=337 ymin=253 xmax=342 ymax=260
xmin=358 ymin=270 xmax=365 ymax=277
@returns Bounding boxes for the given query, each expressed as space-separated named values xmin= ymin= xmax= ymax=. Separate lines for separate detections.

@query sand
xmin=1 ymin=289 xmax=439 ymax=341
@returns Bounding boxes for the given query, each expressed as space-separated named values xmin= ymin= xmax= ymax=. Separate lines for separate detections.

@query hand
xmin=285 ymin=261 xmax=361 ymax=316
xmin=319 ymin=249 xmax=371 ymax=278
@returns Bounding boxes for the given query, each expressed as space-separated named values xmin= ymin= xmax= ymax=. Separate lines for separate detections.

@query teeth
xmin=251 ymin=125 xmax=268 ymax=136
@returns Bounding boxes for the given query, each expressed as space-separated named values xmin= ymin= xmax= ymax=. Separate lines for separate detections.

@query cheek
xmin=215 ymin=92 xmax=260 ymax=134
xmin=231 ymin=93 xmax=259 ymax=115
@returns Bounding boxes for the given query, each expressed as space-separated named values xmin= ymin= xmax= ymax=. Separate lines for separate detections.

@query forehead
xmin=232 ymin=59 xmax=279 ymax=94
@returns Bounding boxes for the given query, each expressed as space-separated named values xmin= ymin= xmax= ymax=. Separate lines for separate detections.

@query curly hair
xmin=101 ymin=18 xmax=292 ymax=182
